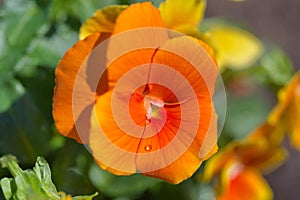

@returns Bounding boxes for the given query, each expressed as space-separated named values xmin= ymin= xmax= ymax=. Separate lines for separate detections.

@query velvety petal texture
xmin=53 ymin=32 xmax=110 ymax=143
xmin=79 ymin=5 xmax=128 ymax=40
xmin=53 ymin=2 xmax=219 ymax=184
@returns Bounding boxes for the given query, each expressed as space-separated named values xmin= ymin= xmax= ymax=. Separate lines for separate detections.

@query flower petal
xmin=137 ymin=37 xmax=218 ymax=183
xmin=218 ymin=164 xmax=273 ymax=200
xmin=268 ymin=74 xmax=300 ymax=125
xmin=268 ymin=73 xmax=300 ymax=150
xmin=203 ymin=123 xmax=287 ymax=182
xmin=159 ymin=0 xmax=206 ymax=31
xmin=208 ymin=25 xmax=263 ymax=69
xmin=53 ymin=32 xmax=110 ymax=143
xmin=90 ymin=91 xmax=140 ymax=175
xmin=154 ymin=36 xmax=218 ymax=93
xmin=287 ymin=98 xmax=300 ymax=150
xmin=89 ymin=35 xmax=218 ymax=183
xmin=290 ymin=123 xmax=300 ymax=150
xmin=89 ymin=48 xmax=170 ymax=175
xmin=140 ymin=114 xmax=218 ymax=184
xmin=79 ymin=5 xmax=128 ymax=40
xmin=202 ymin=151 xmax=232 ymax=182
xmin=113 ymin=2 xmax=166 ymax=35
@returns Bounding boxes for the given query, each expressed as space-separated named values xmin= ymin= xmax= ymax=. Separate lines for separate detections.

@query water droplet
xmin=145 ymin=145 xmax=152 ymax=151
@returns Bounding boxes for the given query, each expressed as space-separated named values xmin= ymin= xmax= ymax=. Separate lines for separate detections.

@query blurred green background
xmin=0 ymin=0 xmax=299 ymax=199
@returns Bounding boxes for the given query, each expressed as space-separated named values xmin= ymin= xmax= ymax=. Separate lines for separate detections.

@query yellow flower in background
xmin=207 ymin=26 xmax=263 ymax=69
xmin=79 ymin=0 xmax=263 ymax=70
xmin=268 ymin=73 xmax=300 ymax=150
xmin=158 ymin=0 xmax=263 ymax=69
xmin=159 ymin=0 xmax=206 ymax=33
xmin=245 ymin=124 xmax=287 ymax=172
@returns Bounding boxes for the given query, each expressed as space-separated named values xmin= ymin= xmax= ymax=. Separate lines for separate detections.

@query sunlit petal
xmin=207 ymin=25 xmax=263 ymax=69
xmin=79 ymin=5 xmax=128 ymax=40
xmin=113 ymin=2 xmax=166 ymax=34
xmin=218 ymin=162 xmax=273 ymax=200
xmin=53 ymin=33 xmax=110 ymax=143
xmin=159 ymin=0 xmax=206 ymax=31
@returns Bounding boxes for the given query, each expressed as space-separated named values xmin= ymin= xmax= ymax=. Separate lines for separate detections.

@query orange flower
xmin=203 ymin=123 xmax=286 ymax=181
xmin=203 ymin=147 xmax=274 ymax=200
xmin=217 ymin=160 xmax=273 ymax=200
xmin=268 ymin=73 xmax=300 ymax=150
xmin=202 ymin=74 xmax=300 ymax=198
xmin=202 ymin=123 xmax=288 ymax=199
xmin=53 ymin=2 xmax=219 ymax=184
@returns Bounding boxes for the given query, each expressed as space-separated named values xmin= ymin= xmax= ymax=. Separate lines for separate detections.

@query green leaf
xmin=14 ymin=171 xmax=51 ymax=200
xmin=17 ymin=67 xmax=55 ymax=123
xmin=259 ymin=48 xmax=294 ymax=86
xmin=0 ymin=19 xmax=22 ymax=79
xmin=0 ymin=93 xmax=52 ymax=164
xmin=89 ymin=163 xmax=161 ymax=198
xmin=72 ymin=192 xmax=98 ymax=200
xmin=0 ymin=178 xmax=14 ymax=199
xmin=0 ymin=0 xmax=50 ymax=81
xmin=51 ymin=140 xmax=96 ymax=196
xmin=224 ymin=92 xmax=270 ymax=139
xmin=3 ymin=0 xmax=48 ymax=48
xmin=49 ymin=0 xmax=105 ymax=23
xmin=21 ymin=24 xmax=78 ymax=69
xmin=13 ymin=24 xmax=77 ymax=76
xmin=0 ymin=155 xmax=60 ymax=200
xmin=33 ymin=157 xmax=59 ymax=199
xmin=0 ymin=78 xmax=25 ymax=113
xmin=0 ymin=155 xmax=98 ymax=200
xmin=0 ymin=155 xmax=22 ymax=177
xmin=0 ymin=23 xmax=8 ymax=59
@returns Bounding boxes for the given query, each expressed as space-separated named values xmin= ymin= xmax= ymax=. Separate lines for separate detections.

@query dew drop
xmin=145 ymin=145 xmax=152 ymax=151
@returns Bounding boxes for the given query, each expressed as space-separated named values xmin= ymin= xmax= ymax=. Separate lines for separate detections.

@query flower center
xmin=129 ymin=83 xmax=178 ymax=128
xmin=144 ymin=96 xmax=164 ymax=124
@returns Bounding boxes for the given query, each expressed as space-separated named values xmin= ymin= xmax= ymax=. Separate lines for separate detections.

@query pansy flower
xmin=53 ymin=2 xmax=220 ymax=184
xmin=216 ymin=160 xmax=273 ymax=200
xmin=202 ymin=123 xmax=287 ymax=199
xmin=202 ymin=73 xmax=300 ymax=198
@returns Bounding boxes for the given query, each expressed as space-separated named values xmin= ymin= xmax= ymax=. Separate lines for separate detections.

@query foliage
xmin=0 ymin=155 xmax=97 ymax=200
xmin=0 ymin=0 xmax=297 ymax=199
